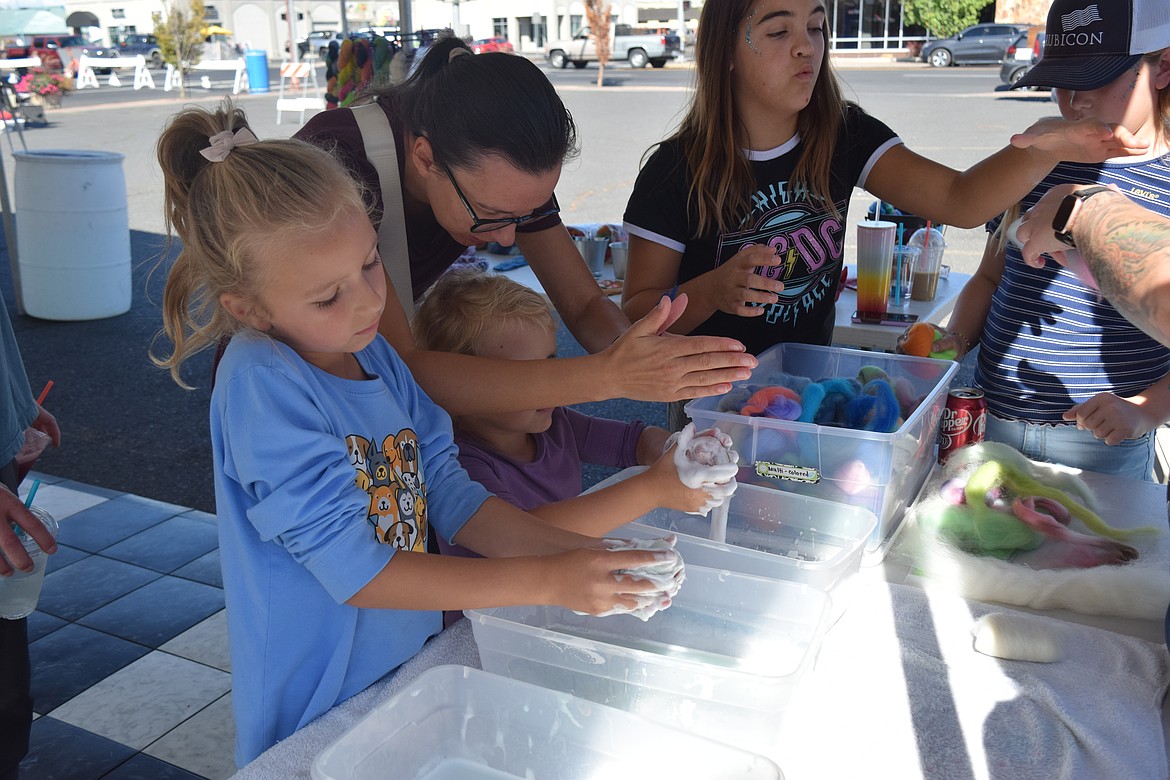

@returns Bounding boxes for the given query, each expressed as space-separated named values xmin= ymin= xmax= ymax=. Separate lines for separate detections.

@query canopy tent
xmin=0 ymin=8 xmax=69 ymax=36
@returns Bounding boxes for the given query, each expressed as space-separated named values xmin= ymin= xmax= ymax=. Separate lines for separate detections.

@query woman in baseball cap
xmin=946 ymin=0 xmax=1170 ymax=480
xmin=1015 ymin=0 xmax=1170 ymax=91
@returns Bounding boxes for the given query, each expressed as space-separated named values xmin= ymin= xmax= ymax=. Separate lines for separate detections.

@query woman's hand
xmin=703 ymin=244 xmax=786 ymax=317
xmin=1010 ymin=116 xmax=1148 ymax=164
xmin=603 ymin=294 xmax=757 ymax=402
xmin=1062 ymin=393 xmax=1162 ymax=445
xmin=1015 ymin=183 xmax=1126 ymax=270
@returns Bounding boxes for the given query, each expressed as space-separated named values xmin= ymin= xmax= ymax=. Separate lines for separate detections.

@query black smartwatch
xmin=1052 ymin=185 xmax=1110 ymax=248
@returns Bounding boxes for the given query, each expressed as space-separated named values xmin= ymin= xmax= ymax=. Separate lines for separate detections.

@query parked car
xmin=296 ymin=30 xmax=345 ymax=59
xmin=999 ymin=29 xmax=1046 ymax=88
xmin=921 ymin=23 xmax=1029 ymax=68
xmin=545 ymin=25 xmax=680 ymax=69
xmin=470 ymin=37 xmax=513 ymax=54
xmin=116 ymin=33 xmax=162 ymax=68
xmin=4 ymin=34 xmax=115 ymax=73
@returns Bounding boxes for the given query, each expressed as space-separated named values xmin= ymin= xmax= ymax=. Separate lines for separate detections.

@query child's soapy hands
xmin=661 ymin=423 xmax=739 ymax=516
xmin=647 ymin=444 xmax=734 ymax=516
xmin=572 ymin=536 xmax=686 ymax=621
xmin=665 ymin=424 xmax=739 ymax=482
xmin=670 ymin=424 xmax=740 ymax=515
xmin=645 ymin=465 xmax=733 ymax=516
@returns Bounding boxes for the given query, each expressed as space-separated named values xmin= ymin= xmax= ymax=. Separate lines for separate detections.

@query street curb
xmin=516 ymin=51 xmax=928 ymax=70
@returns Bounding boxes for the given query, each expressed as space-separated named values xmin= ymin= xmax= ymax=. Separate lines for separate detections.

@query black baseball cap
xmin=1014 ymin=0 xmax=1170 ymax=91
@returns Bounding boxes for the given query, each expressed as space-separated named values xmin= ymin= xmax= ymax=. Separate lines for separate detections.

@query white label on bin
xmin=755 ymin=461 xmax=821 ymax=484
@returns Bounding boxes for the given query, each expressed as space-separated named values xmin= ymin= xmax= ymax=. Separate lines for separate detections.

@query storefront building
xmin=56 ymin=0 xmax=1044 ymax=60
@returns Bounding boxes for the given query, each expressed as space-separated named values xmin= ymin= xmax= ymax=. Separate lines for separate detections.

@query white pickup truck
xmin=545 ymin=25 xmax=680 ymax=69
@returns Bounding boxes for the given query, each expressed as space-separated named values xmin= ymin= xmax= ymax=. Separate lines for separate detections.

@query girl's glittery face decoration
xmin=744 ymin=7 xmax=761 ymax=54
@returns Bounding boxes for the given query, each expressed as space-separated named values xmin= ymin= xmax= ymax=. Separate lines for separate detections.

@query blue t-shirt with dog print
xmin=212 ymin=332 xmax=489 ymax=766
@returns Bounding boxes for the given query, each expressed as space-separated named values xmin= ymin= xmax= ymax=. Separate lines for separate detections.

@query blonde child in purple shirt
xmin=413 ymin=268 xmax=732 ymax=553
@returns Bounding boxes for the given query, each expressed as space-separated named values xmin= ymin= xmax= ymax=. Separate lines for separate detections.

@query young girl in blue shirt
xmin=153 ymin=101 xmax=680 ymax=767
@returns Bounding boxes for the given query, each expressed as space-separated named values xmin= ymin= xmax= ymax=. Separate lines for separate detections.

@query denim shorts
xmin=984 ymin=413 xmax=1156 ymax=482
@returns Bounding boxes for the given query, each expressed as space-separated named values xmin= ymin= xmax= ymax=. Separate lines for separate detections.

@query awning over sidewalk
xmin=0 ymin=9 xmax=69 ymax=37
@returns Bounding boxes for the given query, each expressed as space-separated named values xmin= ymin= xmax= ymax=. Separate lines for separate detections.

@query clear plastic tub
xmin=311 ymin=665 xmax=783 ymax=779
xmin=592 ymin=469 xmax=876 ymax=619
xmin=685 ymin=342 xmax=956 ymax=555
xmin=467 ymin=566 xmax=829 ymax=756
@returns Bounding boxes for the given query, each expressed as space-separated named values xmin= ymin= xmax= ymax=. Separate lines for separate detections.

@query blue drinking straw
xmin=23 ymin=479 xmax=40 ymax=509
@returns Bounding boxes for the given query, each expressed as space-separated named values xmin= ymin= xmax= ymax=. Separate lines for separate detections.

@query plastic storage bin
xmin=312 ymin=665 xmax=783 ymax=780
xmin=685 ymin=342 xmax=956 ymax=554
xmin=592 ymin=469 xmax=876 ymax=618
xmin=468 ymin=566 xmax=830 ymax=756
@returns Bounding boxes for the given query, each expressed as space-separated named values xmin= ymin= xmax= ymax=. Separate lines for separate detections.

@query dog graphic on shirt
xmin=345 ymin=429 xmax=427 ymax=552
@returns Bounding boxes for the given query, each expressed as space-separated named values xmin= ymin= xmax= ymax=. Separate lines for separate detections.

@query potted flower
xmin=16 ymin=68 xmax=73 ymax=107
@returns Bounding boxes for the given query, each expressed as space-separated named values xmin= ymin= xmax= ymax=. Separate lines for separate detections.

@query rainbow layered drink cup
xmin=856 ymin=220 xmax=896 ymax=318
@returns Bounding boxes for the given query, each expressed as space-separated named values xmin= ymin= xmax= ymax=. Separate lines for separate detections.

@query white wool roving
xmin=973 ymin=612 xmax=1065 ymax=663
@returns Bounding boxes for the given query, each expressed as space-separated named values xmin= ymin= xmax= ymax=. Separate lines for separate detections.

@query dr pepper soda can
xmin=938 ymin=387 xmax=986 ymax=463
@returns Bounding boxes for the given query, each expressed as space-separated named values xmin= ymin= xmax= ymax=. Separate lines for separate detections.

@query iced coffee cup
xmin=856 ymin=220 xmax=896 ymax=317
xmin=0 ymin=506 xmax=57 ymax=620
xmin=909 ymin=227 xmax=946 ymax=302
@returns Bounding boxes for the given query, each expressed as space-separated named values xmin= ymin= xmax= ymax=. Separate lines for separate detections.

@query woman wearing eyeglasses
xmin=296 ymin=36 xmax=755 ymax=417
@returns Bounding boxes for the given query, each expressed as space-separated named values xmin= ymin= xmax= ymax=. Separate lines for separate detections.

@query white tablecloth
xmin=233 ymin=471 xmax=1170 ymax=779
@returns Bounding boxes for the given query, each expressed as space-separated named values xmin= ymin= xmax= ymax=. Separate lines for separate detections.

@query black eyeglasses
xmin=444 ymin=165 xmax=560 ymax=234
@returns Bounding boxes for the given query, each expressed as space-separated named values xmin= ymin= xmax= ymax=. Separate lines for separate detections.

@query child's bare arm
xmin=524 ymin=424 xmax=732 ymax=536
xmin=345 ymin=541 xmax=672 ymax=615
xmin=523 ymin=455 xmax=714 ymax=536
xmin=635 ymin=425 xmax=671 ymax=466
xmin=938 ymin=231 xmax=1006 ymax=358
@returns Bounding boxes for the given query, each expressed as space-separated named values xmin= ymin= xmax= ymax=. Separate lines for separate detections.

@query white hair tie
xmin=200 ymin=127 xmax=259 ymax=162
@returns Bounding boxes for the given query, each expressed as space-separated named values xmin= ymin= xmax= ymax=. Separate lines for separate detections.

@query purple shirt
xmin=443 ymin=407 xmax=646 ymax=557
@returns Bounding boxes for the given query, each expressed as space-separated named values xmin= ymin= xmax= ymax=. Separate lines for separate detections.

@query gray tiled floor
xmin=16 ymin=473 xmax=235 ymax=780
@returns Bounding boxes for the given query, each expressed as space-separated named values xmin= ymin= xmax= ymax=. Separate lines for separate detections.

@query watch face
xmin=1052 ymin=194 xmax=1078 ymax=235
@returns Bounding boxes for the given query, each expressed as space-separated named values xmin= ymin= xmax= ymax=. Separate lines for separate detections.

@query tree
xmin=584 ymin=0 xmax=612 ymax=88
xmin=902 ymin=0 xmax=986 ymax=38
xmin=153 ymin=0 xmax=205 ymax=98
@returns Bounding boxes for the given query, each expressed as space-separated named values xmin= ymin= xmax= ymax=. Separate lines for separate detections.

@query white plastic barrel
xmin=14 ymin=150 xmax=131 ymax=320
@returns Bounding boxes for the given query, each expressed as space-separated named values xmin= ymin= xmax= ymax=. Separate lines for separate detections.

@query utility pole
xmin=286 ymin=0 xmax=298 ymax=61
xmin=399 ymin=0 xmax=413 ymax=49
